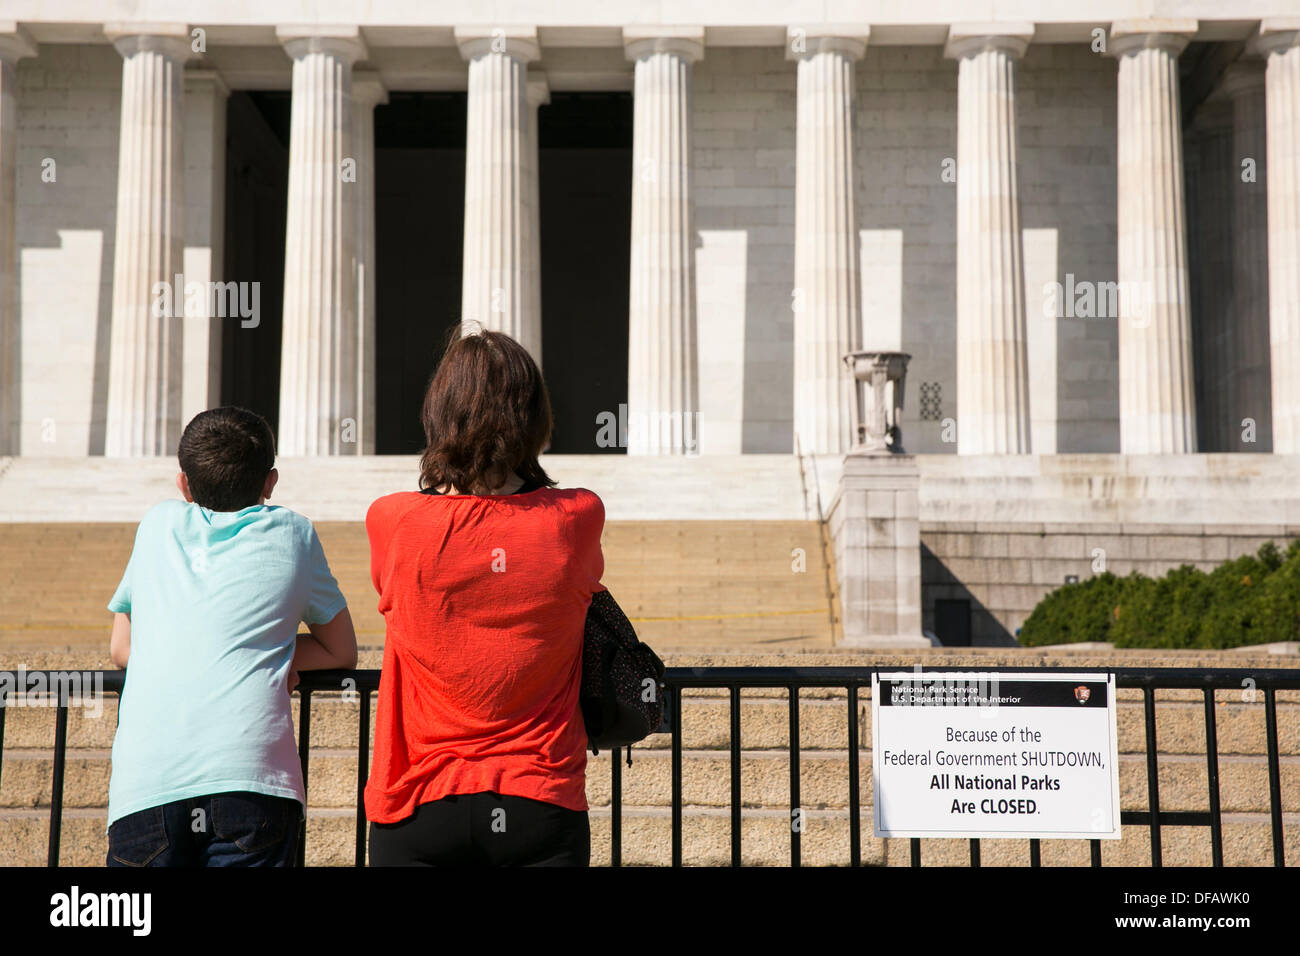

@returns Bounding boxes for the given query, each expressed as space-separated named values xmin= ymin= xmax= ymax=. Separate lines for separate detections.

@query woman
xmin=364 ymin=327 xmax=604 ymax=866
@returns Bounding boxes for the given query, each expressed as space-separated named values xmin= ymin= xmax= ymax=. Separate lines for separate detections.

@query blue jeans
xmin=107 ymin=791 xmax=303 ymax=867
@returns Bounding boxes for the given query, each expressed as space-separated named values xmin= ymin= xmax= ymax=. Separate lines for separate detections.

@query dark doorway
xmin=374 ymin=93 xmax=468 ymax=454
xmin=539 ymin=93 xmax=632 ymax=453
xmin=934 ymin=598 xmax=973 ymax=647
xmin=222 ymin=91 xmax=290 ymax=433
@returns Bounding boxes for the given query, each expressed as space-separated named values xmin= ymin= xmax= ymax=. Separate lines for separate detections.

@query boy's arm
xmin=293 ymin=607 xmax=358 ymax=672
xmin=109 ymin=613 xmax=131 ymax=668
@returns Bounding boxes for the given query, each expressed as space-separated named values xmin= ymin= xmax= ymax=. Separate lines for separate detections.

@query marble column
xmin=352 ymin=71 xmax=386 ymax=454
xmin=1222 ymin=61 xmax=1272 ymax=452
xmin=0 ymin=25 xmax=35 ymax=456
xmin=524 ymin=70 xmax=548 ymax=369
xmin=275 ymin=26 xmax=364 ymax=456
xmin=1253 ymin=21 xmax=1300 ymax=453
xmin=455 ymin=27 xmax=539 ymax=359
xmin=181 ymin=69 xmax=229 ymax=430
xmin=1111 ymin=21 xmax=1198 ymax=454
xmin=946 ymin=25 xmax=1034 ymax=455
xmin=1188 ymin=98 xmax=1235 ymax=452
xmin=103 ymin=25 xmax=190 ymax=457
xmin=624 ymin=27 xmax=703 ymax=455
xmin=788 ymin=29 xmax=866 ymax=456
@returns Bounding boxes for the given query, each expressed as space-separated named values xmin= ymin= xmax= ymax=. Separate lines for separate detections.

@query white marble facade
xmin=1 ymin=9 xmax=1298 ymax=458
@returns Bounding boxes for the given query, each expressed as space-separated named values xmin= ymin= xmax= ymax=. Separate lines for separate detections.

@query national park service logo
xmin=1074 ymin=685 xmax=1091 ymax=704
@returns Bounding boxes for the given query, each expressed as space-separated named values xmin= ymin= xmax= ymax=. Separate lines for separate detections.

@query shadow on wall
xmin=14 ymin=46 xmax=122 ymax=454
xmin=692 ymin=48 xmax=798 ymax=454
xmin=856 ymin=46 xmax=958 ymax=456
xmin=921 ymin=543 xmax=1019 ymax=647
xmin=1017 ymin=43 xmax=1120 ymax=454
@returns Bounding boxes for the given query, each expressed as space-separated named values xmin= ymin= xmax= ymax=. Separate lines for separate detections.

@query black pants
xmin=368 ymin=791 xmax=590 ymax=867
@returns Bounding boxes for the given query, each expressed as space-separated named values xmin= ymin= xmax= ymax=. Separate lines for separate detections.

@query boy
xmin=105 ymin=406 xmax=357 ymax=866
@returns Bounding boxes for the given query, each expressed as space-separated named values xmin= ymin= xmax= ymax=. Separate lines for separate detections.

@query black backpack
xmin=580 ymin=589 xmax=666 ymax=761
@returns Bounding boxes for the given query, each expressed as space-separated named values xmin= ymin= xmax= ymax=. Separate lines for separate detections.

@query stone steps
xmin=6 ymin=806 xmax=1297 ymax=868
xmin=4 ymin=693 xmax=1294 ymax=754
xmin=2 ymin=683 xmax=1295 ymax=865
xmin=0 ymin=520 xmax=839 ymax=650
xmin=4 ymin=747 xmax=1296 ymax=814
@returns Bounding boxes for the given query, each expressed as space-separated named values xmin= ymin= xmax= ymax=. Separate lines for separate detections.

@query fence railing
xmin=3 ymin=666 xmax=1295 ymax=867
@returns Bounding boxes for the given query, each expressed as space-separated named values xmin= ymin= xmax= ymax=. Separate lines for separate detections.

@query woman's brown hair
xmin=418 ymin=325 xmax=556 ymax=494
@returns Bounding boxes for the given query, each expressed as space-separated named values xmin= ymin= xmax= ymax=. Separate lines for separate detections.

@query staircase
xmin=0 ymin=518 xmax=838 ymax=654
xmin=2 ymin=512 xmax=1296 ymax=867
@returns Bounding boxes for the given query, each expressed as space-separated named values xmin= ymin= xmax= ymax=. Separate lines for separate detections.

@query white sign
xmin=872 ymin=671 xmax=1121 ymax=840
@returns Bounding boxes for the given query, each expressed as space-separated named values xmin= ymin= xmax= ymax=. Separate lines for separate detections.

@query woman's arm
xmin=109 ymin=612 xmax=131 ymax=668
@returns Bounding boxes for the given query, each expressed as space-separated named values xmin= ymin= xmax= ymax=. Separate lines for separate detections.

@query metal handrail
xmin=3 ymin=665 xmax=1295 ymax=867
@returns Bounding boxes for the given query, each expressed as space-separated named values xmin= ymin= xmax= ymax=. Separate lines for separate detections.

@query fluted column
xmin=456 ymin=28 xmax=539 ymax=358
xmin=1188 ymin=98 xmax=1235 ymax=452
xmin=788 ymin=29 xmax=866 ymax=455
xmin=181 ymin=69 xmax=230 ymax=430
xmin=103 ymin=25 xmax=190 ymax=457
xmin=524 ymin=70 xmax=548 ymax=369
xmin=624 ymin=27 xmax=703 ymax=455
xmin=1222 ymin=61 xmax=1272 ymax=451
xmin=946 ymin=25 xmax=1033 ymax=454
xmin=1111 ymin=21 xmax=1198 ymax=453
xmin=0 ymin=25 xmax=35 ymax=455
xmin=275 ymin=26 xmax=364 ymax=456
xmin=352 ymin=71 xmax=386 ymax=454
xmin=1254 ymin=22 xmax=1300 ymax=452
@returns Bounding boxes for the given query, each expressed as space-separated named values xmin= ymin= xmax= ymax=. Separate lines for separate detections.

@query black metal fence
xmin=3 ymin=666 xmax=1295 ymax=867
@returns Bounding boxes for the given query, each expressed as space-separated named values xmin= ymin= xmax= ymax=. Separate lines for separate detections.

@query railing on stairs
xmin=2 ymin=665 xmax=1295 ymax=868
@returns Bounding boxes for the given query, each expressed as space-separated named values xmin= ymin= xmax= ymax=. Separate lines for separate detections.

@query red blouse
xmin=362 ymin=487 xmax=605 ymax=823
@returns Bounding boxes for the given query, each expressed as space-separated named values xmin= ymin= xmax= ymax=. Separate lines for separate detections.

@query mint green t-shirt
xmin=106 ymin=499 xmax=347 ymax=827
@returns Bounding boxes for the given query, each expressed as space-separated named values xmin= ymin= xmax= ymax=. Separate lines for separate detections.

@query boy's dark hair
xmin=177 ymin=407 xmax=276 ymax=511
xmin=419 ymin=326 xmax=556 ymax=494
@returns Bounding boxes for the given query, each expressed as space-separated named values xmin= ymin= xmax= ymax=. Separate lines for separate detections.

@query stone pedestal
xmin=828 ymin=453 xmax=928 ymax=647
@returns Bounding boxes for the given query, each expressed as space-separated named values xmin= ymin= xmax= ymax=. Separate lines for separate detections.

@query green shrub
xmin=1018 ymin=572 xmax=1124 ymax=646
xmin=1254 ymin=539 xmax=1300 ymax=644
xmin=1017 ymin=540 xmax=1299 ymax=649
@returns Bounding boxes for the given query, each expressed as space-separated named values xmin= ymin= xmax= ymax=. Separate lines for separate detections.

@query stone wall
xmin=921 ymin=520 xmax=1297 ymax=645
xmin=857 ymin=44 xmax=1118 ymax=456
xmin=14 ymin=44 xmax=225 ymax=456
xmin=14 ymin=44 xmax=120 ymax=455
